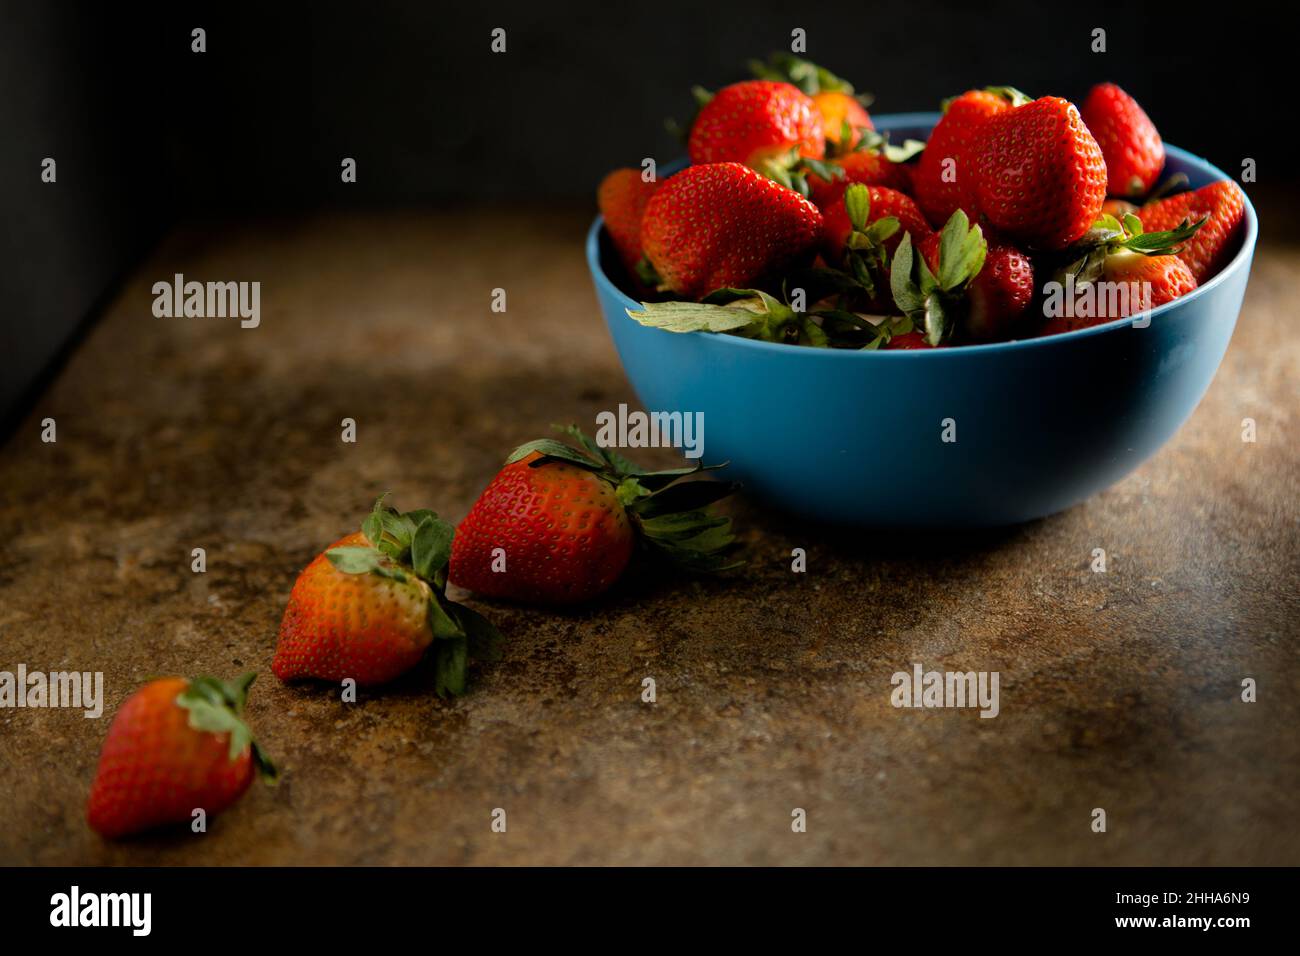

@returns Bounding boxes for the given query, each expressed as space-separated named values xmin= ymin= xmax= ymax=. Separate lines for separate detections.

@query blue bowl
xmin=586 ymin=113 xmax=1258 ymax=527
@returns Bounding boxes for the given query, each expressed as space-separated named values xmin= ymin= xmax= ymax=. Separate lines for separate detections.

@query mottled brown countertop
xmin=1 ymin=207 xmax=1297 ymax=865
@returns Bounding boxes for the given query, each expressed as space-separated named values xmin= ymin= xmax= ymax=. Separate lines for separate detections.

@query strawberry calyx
xmin=505 ymin=425 xmax=742 ymax=573
xmin=890 ymin=209 xmax=988 ymax=346
xmin=326 ymin=495 xmax=503 ymax=697
xmin=849 ymin=129 xmax=925 ymax=163
xmin=175 ymin=672 xmax=278 ymax=782
xmin=748 ymin=52 xmax=862 ymax=98
xmin=627 ymin=279 xmax=913 ymax=350
xmin=839 ymin=183 xmax=901 ymax=300
xmin=1051 ymin=212 xmax=1206 ymax=289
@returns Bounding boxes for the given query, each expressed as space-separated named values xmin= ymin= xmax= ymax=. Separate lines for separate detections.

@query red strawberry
xmin=822 ymin=185 xmax=931 ymax=264
xmin=890 ymin=209 xmax=1029 ymax=345
xmin=87 ymin=674 xmax=276 ymax=839
xmin=1040 ymin=213 xmax=1201 ymax=334
xmin=598 ymin=168 xmax=660 ymax=274
xmin=914 ymin=87 xmax=1027 ymax=229
xmin=746 ymin=54 xmax=874 ymax=153
xmin=688 ymin=80 xmax=825 ymax=185
xmin=640 ymin=162 xmax=823 ymax=300
xmin=918 ymin=229 xmax=1034 ymax=342
xmin=812 ymin=90 xmax=874 ymax=150
xmin=1138 ymin=180 xmax=1246 ymax=283
xmin=973 ymin=95 xmax=1107 ymax=250
xmin=274 ymin=498 xmax=502 ymax=694
xmin=808 ymin=149 xmax=912 ymax=208
xmin=1081 ymin=83 xmax=1164 ymax=199
xmin=450 ymin=428 xmax=739 ymax=605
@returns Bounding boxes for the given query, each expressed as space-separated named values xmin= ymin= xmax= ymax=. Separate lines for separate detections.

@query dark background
xmin=0 ymin=0 xmax=1289 ymax=423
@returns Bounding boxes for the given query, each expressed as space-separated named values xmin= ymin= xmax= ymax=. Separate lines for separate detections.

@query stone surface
xmin=0 ymin=208 xmax=1296 ymax=865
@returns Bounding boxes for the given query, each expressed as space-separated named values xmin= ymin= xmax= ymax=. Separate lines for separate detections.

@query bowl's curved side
xmin=587 ymin=117 xmax=1258 ymax=527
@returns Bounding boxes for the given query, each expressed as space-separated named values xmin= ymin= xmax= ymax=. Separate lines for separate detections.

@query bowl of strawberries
xmin=588 ymin=57 xmax=1257 ymax=527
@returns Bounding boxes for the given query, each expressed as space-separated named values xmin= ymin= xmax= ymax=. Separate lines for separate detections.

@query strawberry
xmin=87 ymin=674 xmax=276 ymax=839
xmin=1039 ymin=212 xmax=1201 ymax=334
xmin=597 ymin=168 xmax=661 ymax=275
xmin=688 ymin=80 xmax=824 ymax=188
xmin=822 ymin=184 xmax=931 ymax=264
xmin=917 ymin=227 xmax=1035 ymax=342
xmin=747 ymin=53 xmax=873 ymax=152
xmin=450 ymin=427 xmax=739 ymax=605
xmin=812 ymin=91 xmax=874 ymax=150
xmin=640 ymin=162 xmax=823 ymax=300
xmin=818 ymin=185 xmax=931 ymax=312
xmin=1081 ymin=83 xmax=1164 ymax=199
xmin=274 ymin=497 xmax=502 ymax=695
xmin=1138 ymin=180 xmax=1246 ymax=283
xmin=972 ymin=95 xmax=1107 ymax=250
xmin=808 ymin=147 xmax=912 ymax=209
xmin=914 ymin=87 xmax=1028 ymax=230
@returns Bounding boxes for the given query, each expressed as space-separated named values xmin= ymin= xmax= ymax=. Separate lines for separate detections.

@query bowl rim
xmin=587 ymin=111 xmax=1259 ymax=359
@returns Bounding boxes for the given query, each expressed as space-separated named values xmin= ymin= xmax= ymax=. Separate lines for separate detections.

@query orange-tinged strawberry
xmin=812 ymin=90 xmax=874 ymax=149
xmin=273 ymin=497 xmax=503 ymax=695
xmin=450 ymin=428 xmax=740 ymax=606
xmin=1040 ymin=211 xmax=1202 ymax=334
xmin=688 ymin=80 xmax=824 ymax=185
xmin=1138 ymin=180 xmax=1246 ymax=283
xmin=87 ymin=674 xmax=275 ymax=839
xmin=597 ymin=168 xmax=660 ymax=275
xmin=914 ymin=88 xmax=1027 ymax=229
xmin=640 ymin=162 xmax=823 ymax=300
xmin=1081 ymin=83 xmax=1164 ymax=199
xmin=973 ymin=95 xmax=1107 ymax=250
xmin=1040 ymin=252 xmax=1196 ymax=335
xmin=275 ymin=532 xmax=434 ymax=686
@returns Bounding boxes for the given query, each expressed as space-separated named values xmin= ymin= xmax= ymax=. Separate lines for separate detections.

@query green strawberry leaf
xmin=454 ymin=604 xmax=505 ymax=662
xmin=361 ymin=493 xmax=390 ymax=547
xmin=505 ymin=437 xmax=603 ymax=469
xmin=326 ymin=545 xmax=386 ymax=575
xmin=890 ymin=233 xmax=924 ymax=315
xmin=626 ymin=301 xmax=764 ymax=335
xmin=935 ymin=209 xmax=987 ymax=292
xmin=629 ymin=479 xmax=741 ymax=518
xmin=410 ymin=515 xmax=455 ymax=581
xmin=552 ymin=423 xmax=643 ymax=476
xmin=175 ymin=673 xmax=276 ymax=779
xmin=433 ymin=636 xmax=468 ymax=699
xmin=923 ymin=293 xmax=948 ymax=346
xmin=984 ymin=85 xmax=1032 ymax=107
xmin=844 ymin=183 xmax=870 ymax=232
xmin=799 ymin=157 xmax=844 ymax=183
xmin=428 ymin=591 xmax=467 ymax=640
